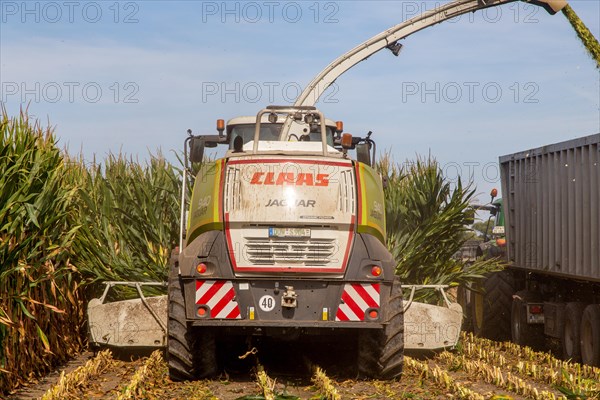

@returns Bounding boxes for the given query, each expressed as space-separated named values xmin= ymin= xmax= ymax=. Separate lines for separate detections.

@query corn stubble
xmin=41 ymin=349 xmax=114 ymax=400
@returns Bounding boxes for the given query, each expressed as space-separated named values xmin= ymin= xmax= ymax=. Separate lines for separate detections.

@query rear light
xmin=371 ymin=266 xmax=382 ymax=277
xmin=529 ymin=305 xmax=543 ymax=314
xmin=365 ymin=308 xmax=379 ymax=321
xmin=496 ymin=238 xmax=506 ymax=247
xmin=196 ymin=262 xmax=207 ymax=274
xmin=197 ymin=306 xmax=209 ymax=317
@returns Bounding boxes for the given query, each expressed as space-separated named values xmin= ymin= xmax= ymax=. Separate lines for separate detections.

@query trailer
xmin=469 ymin=133 xmax=600 ymax=365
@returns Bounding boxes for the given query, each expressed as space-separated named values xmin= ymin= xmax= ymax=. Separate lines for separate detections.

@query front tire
xmin=562 ymin=302 xmax=584 ymax=362
xmin=167 ymin=264 xmax=217 ymax=380
xmin=358 ymin=278 xmax=404 ymax=380
xmin=580 ymin=304 xmax=600 ymax=366
xmin=471 ymin=270 xmax=515 ymax=341
xmin=511 ymin=290 xmax=544 ymax=349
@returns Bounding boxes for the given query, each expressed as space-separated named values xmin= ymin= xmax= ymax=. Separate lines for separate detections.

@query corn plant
xmin=378 ymin=155 xmax=503 ymax=300
xmin=0 ymin=110 xmax=85 ymax=393
xmin=71 ymin=152 xmax=181 ymax=290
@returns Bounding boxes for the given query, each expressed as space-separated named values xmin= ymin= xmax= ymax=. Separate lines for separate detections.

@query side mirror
xmin=189 ymin=138 xmax=205 ymax=163
xmin=356 ymin=143 xmax=371 ymax=166
xmin=490 ymin=188 xmax=498 ymax=202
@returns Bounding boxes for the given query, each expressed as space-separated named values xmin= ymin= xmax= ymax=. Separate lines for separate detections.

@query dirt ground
xmin=8 ymin=333 xmax=598 ymax=400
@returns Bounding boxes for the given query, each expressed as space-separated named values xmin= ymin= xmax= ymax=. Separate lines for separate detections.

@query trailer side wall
xmin=499 ymin=134 xmax=600 ymax=281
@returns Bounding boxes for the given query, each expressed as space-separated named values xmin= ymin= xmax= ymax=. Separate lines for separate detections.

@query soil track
xmin=8 ymin=333 xmax=600 ymax=399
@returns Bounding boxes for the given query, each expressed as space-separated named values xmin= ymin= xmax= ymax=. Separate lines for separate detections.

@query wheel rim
xmin=581 ymin=317 xmax=593 ymax=363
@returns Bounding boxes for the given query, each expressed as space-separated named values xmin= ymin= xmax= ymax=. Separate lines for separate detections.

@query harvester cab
xmin=185 ymin=106 xmax=374 ymax=167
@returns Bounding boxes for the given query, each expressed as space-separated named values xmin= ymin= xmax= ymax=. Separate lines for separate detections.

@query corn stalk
xmin=437 ymin=351 xmax=563 ymax=399
xmin=461 ymin=332 xmax=600 ymax=396
xmin=255 ymin=364 xmax=276 ymax=400
xmin=117 ymin=350 xmax=165 ymax=400
xmin=463 ymin=332 xmax=600 ymax=382
xmin=311 ymin=367 xmax=341 ymax=400
xmin=71 ymin=152 xmax=181 ymax=293
xmin=0 ymin=109 xmax=85 ymax=394
xmin=379 ymin=155 xmax=503 ymax=302
xmin=41 ymin=349 xmax=114 ymax=400
xmin=404 ymin=356 xmax=485 ymax=400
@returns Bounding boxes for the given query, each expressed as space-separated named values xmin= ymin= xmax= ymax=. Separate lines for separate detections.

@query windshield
xmin=229 ymin=123 xmax=334 ymax=150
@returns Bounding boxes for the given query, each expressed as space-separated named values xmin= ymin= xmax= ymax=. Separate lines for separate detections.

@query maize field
xmin=0 ymin=111 xmax=181 ymax=393
xmin=8 ymin=332 xmax=599 ymax=399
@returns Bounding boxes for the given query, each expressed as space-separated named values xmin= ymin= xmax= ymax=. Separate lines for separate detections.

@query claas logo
xmin=250 ymin=172 xmax=329 ymax=186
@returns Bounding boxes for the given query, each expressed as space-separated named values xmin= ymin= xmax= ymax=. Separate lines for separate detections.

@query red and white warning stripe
xmin=335 ymin=283 xmax=380 ymax=321
xmin=195 ymin=280 xmax=241 ymax=319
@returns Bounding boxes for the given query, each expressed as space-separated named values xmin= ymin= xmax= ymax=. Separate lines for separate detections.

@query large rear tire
xmin=167 ymin=265 xmax=217 ymax=381
xmin=471 ymin=270 xmax=515 ymax=341
xmin=580 ymin=304 xmax=600 ymax=367
xmin=358 ymin=278 xmax=404 ymax=380
xmin=511 ymin=290 xmax=544 ymax=349
xmin=562 ymin=302 xmax=584 ymax=362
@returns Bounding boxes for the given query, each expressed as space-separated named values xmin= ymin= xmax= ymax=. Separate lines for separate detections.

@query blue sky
xmin=1 ymin=0 xmax=599 ymax=202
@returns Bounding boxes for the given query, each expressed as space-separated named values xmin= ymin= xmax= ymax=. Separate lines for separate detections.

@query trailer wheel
xmin=580 ymin=305 xmax=600 ymax=366
xmin=357 ymin=278 xmax=404 ymax=380
xmin=562 ymin=302 xmax=584 ymax=362
xmin=167 ymin=265 xmax=217 ymax=380
xmin=511 ymin=290 xmax=544 ymax=350
xmin=471 ymin=270 xmax=515 ymax=341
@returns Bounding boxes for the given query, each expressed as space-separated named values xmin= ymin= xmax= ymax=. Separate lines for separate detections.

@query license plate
xmin=492 ymin=226 xmax=505 ymax=235
xmin=269 ymin=227 xmax=310 ymax=238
